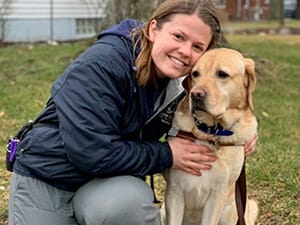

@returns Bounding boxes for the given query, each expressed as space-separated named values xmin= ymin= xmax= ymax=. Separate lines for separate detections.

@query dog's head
xmin=183 ymin=48 xmax=256 ymax=124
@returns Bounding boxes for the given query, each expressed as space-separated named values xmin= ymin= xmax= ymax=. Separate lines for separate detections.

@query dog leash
xmin=235 ymin=161 xmax=247 ymax=225
xmin=150 ymin=175 xmax=161 ymax=203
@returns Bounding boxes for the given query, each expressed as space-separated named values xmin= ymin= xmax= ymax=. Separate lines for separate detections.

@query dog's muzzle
xmin=191 ymin=87 xmax=206 ymax=111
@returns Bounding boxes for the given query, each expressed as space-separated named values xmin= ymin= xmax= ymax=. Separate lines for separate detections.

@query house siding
xmin=4 ymin=18 xmax=77 ymax=42
xmin=0 ymin=0 xmax=106 ymax=43
xmin=6 ymin=0 xmax=104 ymax=19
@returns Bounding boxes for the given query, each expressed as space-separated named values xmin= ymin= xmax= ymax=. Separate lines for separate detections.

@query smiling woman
xmin=148 ymin=13 xmax=212 ymax=79
xmin=133 ymin=0 xmax=221 ymax=87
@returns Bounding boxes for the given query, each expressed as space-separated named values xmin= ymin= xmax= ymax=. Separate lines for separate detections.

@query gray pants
xmin=9 ymin=173 xmax=161 ymax=225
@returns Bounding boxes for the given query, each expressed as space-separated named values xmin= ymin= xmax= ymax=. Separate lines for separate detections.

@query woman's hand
xmin=244 ymin=134 xmax=259 ymax=156
xmin=168 ymin=134 xmax=258 ymax=176
xmin=168 ymin=137 xmax=217 ymax=176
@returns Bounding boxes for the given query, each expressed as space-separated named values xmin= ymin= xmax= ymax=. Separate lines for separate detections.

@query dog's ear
xmin=244 ymin=58 xmax=256 ymax=110
xmin=182 ymin=75 xmax=192 ymax=92
xmin=180 ymin=76 xmax=193 ymax=113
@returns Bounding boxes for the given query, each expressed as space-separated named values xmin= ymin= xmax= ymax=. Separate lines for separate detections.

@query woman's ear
xmin=148 ymin=20 xmax=158 ymax=42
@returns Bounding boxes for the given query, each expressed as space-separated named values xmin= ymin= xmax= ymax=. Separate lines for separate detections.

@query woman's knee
xmin=73 ymin=176 xmax=160 ymax=225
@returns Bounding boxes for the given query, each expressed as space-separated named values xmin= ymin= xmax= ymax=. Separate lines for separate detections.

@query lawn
xmin=0 ymin=33 xmax=299 ymax=224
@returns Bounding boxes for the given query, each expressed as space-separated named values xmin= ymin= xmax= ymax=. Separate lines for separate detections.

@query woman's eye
xmin=174 ymin=33 xmax=183 ymax=40
xmin=193 ymin=45 xmax=204 ymax=52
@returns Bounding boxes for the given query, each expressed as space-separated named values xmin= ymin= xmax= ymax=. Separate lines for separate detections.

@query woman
xmin=8 ymin=0 xmax=257 ymax=224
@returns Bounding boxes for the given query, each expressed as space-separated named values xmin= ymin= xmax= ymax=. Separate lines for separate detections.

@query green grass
xmin=222 ymin=19 xmax=300 ymax=31
xmin=0 ymin=35 xmax=299 ymax=225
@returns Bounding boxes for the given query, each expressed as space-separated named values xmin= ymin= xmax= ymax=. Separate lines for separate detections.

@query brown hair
xmin=132 ymin=0 xmax=221 ymax=87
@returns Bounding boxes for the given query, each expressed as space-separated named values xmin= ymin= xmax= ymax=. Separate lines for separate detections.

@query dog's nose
xmin=191 ymin=87 xmax=206 ymax=111
xmin=191 ymin=87 xmax=207 ymax=98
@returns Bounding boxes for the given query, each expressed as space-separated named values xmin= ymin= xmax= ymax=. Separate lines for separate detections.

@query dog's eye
xmin=217 ymin=70 xmax=229 ymax=79
xmin=192 ymin=70 xmax=200 ymax=78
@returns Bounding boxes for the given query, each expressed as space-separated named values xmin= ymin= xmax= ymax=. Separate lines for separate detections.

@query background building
xmin=0 ymin=0 xmax=106 ymax=43
xmin=0 ymin=0 xmax=298 ymax=43
xmin=214 ymin=0 xmax=270 ymax=21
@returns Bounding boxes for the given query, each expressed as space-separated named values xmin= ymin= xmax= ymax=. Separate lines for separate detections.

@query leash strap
xmin=235 ymin=161 xmax=247 ymax=225
xmin=150 ymin=175 xmax=161 ymax=203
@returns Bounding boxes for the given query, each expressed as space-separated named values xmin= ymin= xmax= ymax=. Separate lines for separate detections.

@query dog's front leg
xmin=164 ymin=184 xmax=185 ymax=225
xmin=201 ymin=191 xmax=228 ymax=225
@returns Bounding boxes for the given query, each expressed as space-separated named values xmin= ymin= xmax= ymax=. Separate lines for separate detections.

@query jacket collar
xmin=144 ymin=76 xmax=186 ymax=126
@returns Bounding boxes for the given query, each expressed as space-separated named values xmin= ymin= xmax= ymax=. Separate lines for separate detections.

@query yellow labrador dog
xmin=162 ymin=48 xmax=258 ymax=225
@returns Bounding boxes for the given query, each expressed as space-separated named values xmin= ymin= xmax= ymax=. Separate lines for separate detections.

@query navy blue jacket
xmin=14 ymin=19 xmax=185 ymax=192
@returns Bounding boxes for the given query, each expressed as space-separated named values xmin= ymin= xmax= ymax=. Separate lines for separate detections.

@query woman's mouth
xmin=169 ymin=56 xmax=187 ymax=68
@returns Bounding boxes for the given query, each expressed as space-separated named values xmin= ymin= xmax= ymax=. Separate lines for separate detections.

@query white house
xmin=0 ymin=0 xmax=106 ymax=43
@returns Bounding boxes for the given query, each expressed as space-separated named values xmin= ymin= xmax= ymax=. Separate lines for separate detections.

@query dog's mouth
xmin=191 ymin=95 xmax=216 ymax=116
xmin=191 ymin=101 xmax=216 ymax=126
xmin=191 ymin=95 xmax=224 ymax=122
xmin=191 ymin=92 xmax=206 ymax=112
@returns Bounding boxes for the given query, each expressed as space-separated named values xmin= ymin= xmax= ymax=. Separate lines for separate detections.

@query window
xmin=76 ymin=18 xmax=99 ymax=35
xmin=215 ymin=0 xmax=226 ymax=8
xmin=244 ymin=0 xmax=250 ymax=8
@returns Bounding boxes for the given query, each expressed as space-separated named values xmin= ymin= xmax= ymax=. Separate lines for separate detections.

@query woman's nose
xmin=178 ymin=42 xmax=192 ymax=58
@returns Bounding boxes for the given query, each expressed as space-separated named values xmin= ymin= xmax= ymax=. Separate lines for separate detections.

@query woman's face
xmin=149 ymin=13 xmax=212 ymax=79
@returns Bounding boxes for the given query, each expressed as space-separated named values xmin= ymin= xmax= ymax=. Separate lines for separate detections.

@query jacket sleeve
xmin=51 ymin=42 xmax=173 ymax=177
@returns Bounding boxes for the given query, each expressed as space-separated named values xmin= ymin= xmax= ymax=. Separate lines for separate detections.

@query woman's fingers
xmin=168 ymin=137 xmax=217 ymax=176
xmin=244 ymin=134 xmax=259 ymax=156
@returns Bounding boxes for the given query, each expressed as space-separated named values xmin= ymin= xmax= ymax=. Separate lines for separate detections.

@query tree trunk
xmin=0 ymin=0 xmax=13 ymax=42
xmin=101 ymin=0 xmax=164 ymax=29
xmin=269 ymin=0 xmax=278 ymax=19
xmin=279 ymin=0 xmax=284 ymax=27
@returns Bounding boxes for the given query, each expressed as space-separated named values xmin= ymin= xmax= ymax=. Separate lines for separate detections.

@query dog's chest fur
xmin=164 ymin=141 xmax=244 ymax=211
